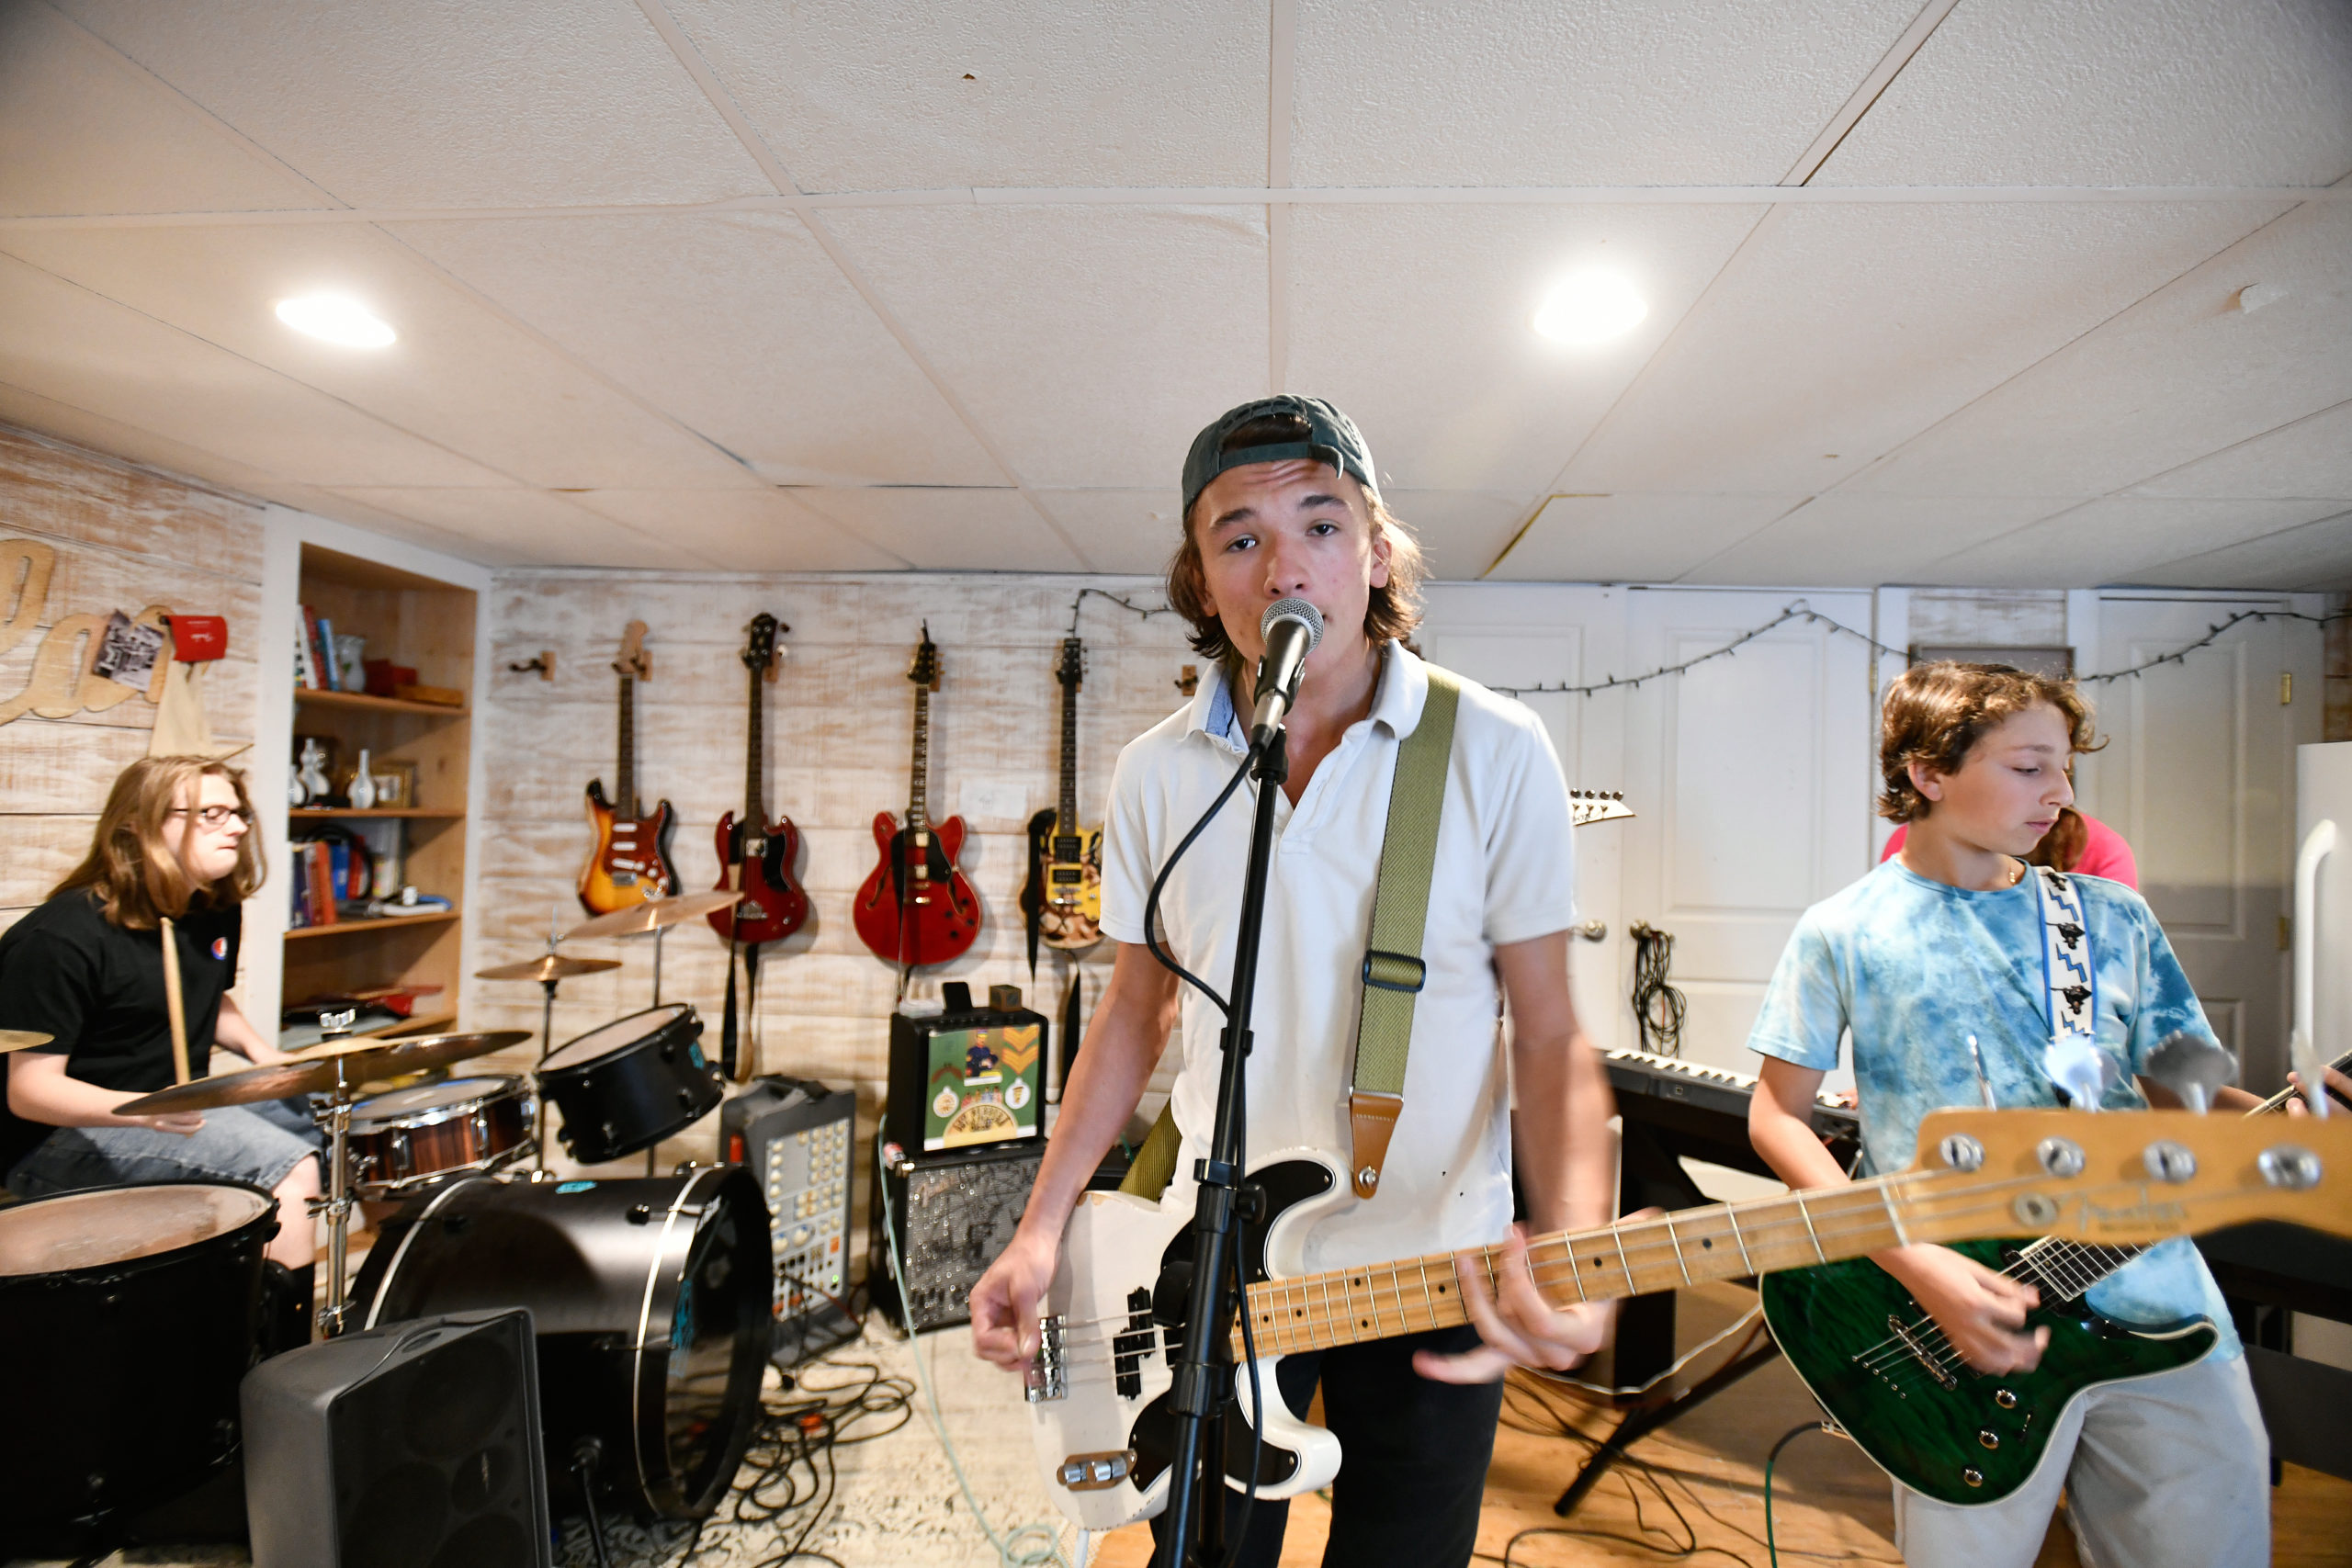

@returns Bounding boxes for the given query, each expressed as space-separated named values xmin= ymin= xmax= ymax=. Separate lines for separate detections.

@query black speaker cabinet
xmin=871 ymin=1138 xmax=1045 ymax=1333
xmin=241 ymin=1308 xmax=551 ymax=1568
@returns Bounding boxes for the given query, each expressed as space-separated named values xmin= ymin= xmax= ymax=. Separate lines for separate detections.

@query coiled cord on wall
xmin=1628 ymin=921 xmax=1687 ymax=1059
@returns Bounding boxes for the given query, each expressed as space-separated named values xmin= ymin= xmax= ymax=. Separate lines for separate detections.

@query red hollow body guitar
xmin=709 ymin=612 xmax=808 ymax=946
xmin=854 ymin=625 xmax=980 ymax=973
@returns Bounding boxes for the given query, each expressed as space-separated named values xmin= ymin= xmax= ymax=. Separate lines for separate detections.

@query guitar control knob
xmin=1977 ymin=1429 xmax=2000 ymax=1450
xmin=1962 ymin=1467 xmax=1984 ymax=1488
xmin=1994 ymin=1389 xmax=2018 ymax=1409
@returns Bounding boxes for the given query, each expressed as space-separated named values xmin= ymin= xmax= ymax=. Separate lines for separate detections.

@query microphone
xmin=1249 ymin=597 xmax=1324 ymax=750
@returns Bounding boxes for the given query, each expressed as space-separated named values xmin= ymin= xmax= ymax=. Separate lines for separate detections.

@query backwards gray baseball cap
xmin=1182 ymin=395 xmax=1380 ymax=521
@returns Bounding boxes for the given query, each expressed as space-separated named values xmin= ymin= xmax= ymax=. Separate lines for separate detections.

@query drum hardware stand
xmin=305 ymin=1030 xmax=365 ymax=1339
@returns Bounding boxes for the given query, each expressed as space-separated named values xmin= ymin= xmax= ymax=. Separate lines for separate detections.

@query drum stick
xmin=159 ymin=915 xmax=192 ymax=1085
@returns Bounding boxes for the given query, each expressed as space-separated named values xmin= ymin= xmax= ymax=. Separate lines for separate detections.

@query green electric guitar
xmin=1762 ymin=1051 xmax=2352 ymax=1506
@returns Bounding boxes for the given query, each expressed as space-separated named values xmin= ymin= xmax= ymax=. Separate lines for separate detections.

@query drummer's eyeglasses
xmin=171 ymin=805 xmax=253 ymax=829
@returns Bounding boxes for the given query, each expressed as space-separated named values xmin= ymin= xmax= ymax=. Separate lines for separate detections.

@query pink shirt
xmin=1879 ymin=812 xmax=2139 ymax=889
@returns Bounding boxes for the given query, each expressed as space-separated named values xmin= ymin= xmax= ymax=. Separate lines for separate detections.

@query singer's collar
xmin=1186 ymin=639 xmax=1429 ymax=750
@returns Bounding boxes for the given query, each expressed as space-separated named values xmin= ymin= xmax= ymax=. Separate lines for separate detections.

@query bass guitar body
xmin=578 ymin=782 xmax=678 ymax=916
xmin=1759 ymin=1239 xmax=2218 ymax=1506
xmin=854 ymin=812 xmax=980 ymax=965
xmin=709 ymin=811 xmax=808 ymax=944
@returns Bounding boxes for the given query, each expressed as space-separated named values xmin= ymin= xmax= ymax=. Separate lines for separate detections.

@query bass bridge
xmin=1026 ymin=1314 xmax=1067 ymax=1403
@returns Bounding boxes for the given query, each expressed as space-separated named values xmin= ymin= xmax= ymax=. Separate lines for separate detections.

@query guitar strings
xmin=1851 ymin=1238 xmax=2174 ymax=1393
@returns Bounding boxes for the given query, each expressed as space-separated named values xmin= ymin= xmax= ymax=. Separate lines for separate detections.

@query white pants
xmin=1893 ymin=1352 xmax=2269 ymax=1568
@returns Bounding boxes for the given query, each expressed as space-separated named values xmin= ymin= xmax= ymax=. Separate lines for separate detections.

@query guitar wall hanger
xmin=506 ymin=650 xmax=555 ymax=681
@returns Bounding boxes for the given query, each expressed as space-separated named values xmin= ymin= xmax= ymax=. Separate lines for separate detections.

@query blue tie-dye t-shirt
xmin=1747 ymin=859 xmax=2237 ymax=1353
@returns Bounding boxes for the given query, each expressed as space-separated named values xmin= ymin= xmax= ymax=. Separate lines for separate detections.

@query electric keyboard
xmin=1601 ymin=1046 xmax=1861 ymax=1179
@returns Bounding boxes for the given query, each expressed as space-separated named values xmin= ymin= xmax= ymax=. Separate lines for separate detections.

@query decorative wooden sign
xmin=0 ymin=537 xmax=174 ymax=727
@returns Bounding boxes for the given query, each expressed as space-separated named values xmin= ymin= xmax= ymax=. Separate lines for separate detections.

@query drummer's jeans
xmin=6 ymin=1094 xmax=322 ymax=1198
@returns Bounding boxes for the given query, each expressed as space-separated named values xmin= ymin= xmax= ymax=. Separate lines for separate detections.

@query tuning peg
xmin=2043 ymin=1038 xmax=2120 ymax=1111
xmin=2144 ymin=1031 xmax=2237 ymax=1114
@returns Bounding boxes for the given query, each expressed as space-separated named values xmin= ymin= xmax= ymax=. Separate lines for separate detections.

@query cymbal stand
xmin=650 ymin=923 xmax=667 ymax=1008
xmin=309 ymin=1050 xmax=361 ymax=1338
xmin=533 ymin=908 xmax=563 ymax=1170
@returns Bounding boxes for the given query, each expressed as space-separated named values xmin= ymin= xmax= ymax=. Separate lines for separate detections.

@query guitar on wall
xmin=854 ymin=624 xmax=980 ymax=983
xmin=1022 ymin=637 xmax=1104 ymax=975
xmin=1021 ymin=1106 xmax=2352 ymax=1529
xmin=1760 ymin=1044 xmax=2352 ymax=1506
xmin=708 ymin=612 xmax=808 ymax=1077
xmin=578 ymin=620 xmax=678 ymax=916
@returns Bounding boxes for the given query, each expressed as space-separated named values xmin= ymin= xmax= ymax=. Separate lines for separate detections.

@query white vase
xmin=348 ymin=749 xmax=378 ymax=810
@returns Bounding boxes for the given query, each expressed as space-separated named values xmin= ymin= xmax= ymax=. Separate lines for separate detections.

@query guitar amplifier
xmin=720 ymin=1077 xmax=859 ymax=1367
xmin=886 ymin=982 xmax=1047 ymax=1154
xmin=871 ymin=1138 xmax=1045 ymax=1333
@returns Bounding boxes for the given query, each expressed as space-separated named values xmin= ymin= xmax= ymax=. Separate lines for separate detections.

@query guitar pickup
xmin=1877 ymin=1314 xmax=1960 ymax=1391
xmin=1025 ymin=1315 xmax=1067 ymax=1404
xmin=1057 ymin=1450 xmax=1135 ymax=1492
xmin=1050 ymin=869 xmax=1082 ymax=885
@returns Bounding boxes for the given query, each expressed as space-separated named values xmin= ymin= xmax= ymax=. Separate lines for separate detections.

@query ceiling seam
xmin=1671 ymin=496 xmax=1826 ymax=582
xmin=1779 ymin=0 xmax=1964 ymax=186
xmin=1267 ymin=0 xmax=1295 ymax=398
xmin=2125 ymin=507 xmax=2352 ymax=582
xmin=629 ymin=0 xmax=1096 ymax=573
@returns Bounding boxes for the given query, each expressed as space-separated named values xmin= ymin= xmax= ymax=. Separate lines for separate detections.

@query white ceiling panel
xmin=387 ymin=212 xmax=1002 ymax=488
xmin=1383 ymin=490 xmax=1531 ymax=583
xmin=571 ymin=488 xmax=908 ymax=571
xmin=2130 ymin=508 xmax=2352 ymax=592
xmin=51 ymin=0 xmax=769 ymax=208
xmin=1292 ymin=0 xmax=1920 ymax=186
xmin=1487 ymin=493 xmax=1802 ymax=582
xmin=2132 ymin=399 xmax=2352 ymax=502
xmin=1032 ymin=491 xmax=1186 ymax=576
xmin=1286 ymin=203 xmax=1768 ymax=495
xmin=329 ymin=488 xmax=700 ymax=570
xmin=1 ymin=223 xmax=759 ymax=490
xmin=1690 ymin=494 xmax=2070 ymax=587
xmin=1850 ymin=200 xmax=2352 ymax=499
xmin=820 ymin=204 xmax=1268 ymax=492
xmin=1561 ymin=200 xmax=2287 ymax=496
xmin=1922 ymin=496 xmax=2348 ymax=586
xmin=664 ymin=0 xmax=1267 ymax=191
xmin=0 ymin=251 xmax=507 ymax=488
xmin=789 ymin=489 xmax=1084 ymax=572
xmin=1817 ymin=0 xmax=2352 ymax=186
xmin=0 ymin=5 xmax=330 ymax=219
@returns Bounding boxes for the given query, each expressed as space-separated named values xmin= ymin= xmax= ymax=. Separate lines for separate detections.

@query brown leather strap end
xmin=1348 ymin=1091 xmax=1404 ymax=1199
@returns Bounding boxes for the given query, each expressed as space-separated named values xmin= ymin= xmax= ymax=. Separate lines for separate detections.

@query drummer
xmin=0 ymin=756 xmax=322 ymax=1279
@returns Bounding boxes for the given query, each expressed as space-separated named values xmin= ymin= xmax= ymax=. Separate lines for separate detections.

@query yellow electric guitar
xmin=1023 ymin=637 xmax=1103 ymax=959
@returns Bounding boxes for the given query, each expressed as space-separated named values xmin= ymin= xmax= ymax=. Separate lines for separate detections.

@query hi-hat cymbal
xmin=563 ymin=890 xmax=742 ymax=942
xmin=474 ymin=953 xmax=625 ymax=983
xmin=0 ymin=1030 xmax=55 ymax=1054
xmin=119 ymin=1030 xmax=531 ymax=1116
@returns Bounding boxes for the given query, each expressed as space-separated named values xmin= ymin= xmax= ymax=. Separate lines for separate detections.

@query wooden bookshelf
xmin=284 ymin=544 xmax=474 ymax=1033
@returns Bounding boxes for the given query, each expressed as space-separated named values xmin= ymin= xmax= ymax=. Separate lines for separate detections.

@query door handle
xmin=1577 ymin=920 xmax=1607 ymax=942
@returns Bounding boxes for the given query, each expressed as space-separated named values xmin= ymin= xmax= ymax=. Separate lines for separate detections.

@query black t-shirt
xmin=0 ymin=889 xmax=243 ymax=1174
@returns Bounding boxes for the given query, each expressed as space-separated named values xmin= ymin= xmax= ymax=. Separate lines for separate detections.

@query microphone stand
xmin=1155 ymin=725 xmax=1287 ymax=1568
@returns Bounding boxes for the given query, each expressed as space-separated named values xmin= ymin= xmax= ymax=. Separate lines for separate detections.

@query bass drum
xmin=0 ymin=1182 xmax=274 ymax=1545
xmin=354 ymin=1168 xmax=770 ymax=1521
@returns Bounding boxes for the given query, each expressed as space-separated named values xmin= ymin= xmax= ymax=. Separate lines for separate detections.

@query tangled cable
xmin=1629 ymin=921 xmax=1688 ymax=1058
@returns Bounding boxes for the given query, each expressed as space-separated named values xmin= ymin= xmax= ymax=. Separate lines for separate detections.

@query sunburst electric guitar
xmin=1023 ymin=1108 xmax=2350 ymax=1529
xmin=1760 ymin=1046 xmax=2352 ymax=1506
xmin=854 ymin=625 xmax=981 ymax=973
xmin=578 ymin=620 xmax=678 ymax=915
xmin=1023 ymin=637 xmax=1104 ymax=964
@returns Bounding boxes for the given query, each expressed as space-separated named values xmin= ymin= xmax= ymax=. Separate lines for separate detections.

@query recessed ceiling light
xmin=1532 ymin=271 xmax=1647 ymax=346
xmin=275 ymin=294 xmax=397 ymax=348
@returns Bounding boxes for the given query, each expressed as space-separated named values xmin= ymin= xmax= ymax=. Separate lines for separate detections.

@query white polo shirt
xmin=1099 ymin=640 xmax=1578 ymax=1273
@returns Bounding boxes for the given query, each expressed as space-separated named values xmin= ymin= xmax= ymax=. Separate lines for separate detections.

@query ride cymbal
xmin=119 ymin=1030 xmax=531 ymax=1115
xmin=563 ymin=890 xmax=742 ymax=942
xmin=0 ymin=1030 xmax=55 ymax=1054
xmin=474 ymin=953 xmax=625 ymax=983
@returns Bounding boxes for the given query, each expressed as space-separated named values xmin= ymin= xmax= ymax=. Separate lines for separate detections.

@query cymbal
xmin=474 ymin=953 xmax=624 ymax=983
xmin=0 ymin=1030 xmax=55 ymax=1054
xmin=563 ymin=889 xmax=742 ymax=942
xmin=119 ymin=1030 xmax=531 ymax=1116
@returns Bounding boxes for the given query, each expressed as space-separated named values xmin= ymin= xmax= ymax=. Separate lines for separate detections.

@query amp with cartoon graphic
xmin=884 ymin=981 xmax=1049 ymax=1154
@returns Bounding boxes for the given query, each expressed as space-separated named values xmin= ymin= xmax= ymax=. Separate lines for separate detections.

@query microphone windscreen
xmin=1261 ymin=597 xmax=1325 ymax=650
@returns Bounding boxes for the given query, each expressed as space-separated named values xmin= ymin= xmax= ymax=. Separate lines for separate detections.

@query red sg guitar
xmin=854 ymin=625 xmax=980 ymax=975
xmin=578 ymin=620 xmax=678 ymax=916
xmin=708 ymin=612 xmax=808 ymax=946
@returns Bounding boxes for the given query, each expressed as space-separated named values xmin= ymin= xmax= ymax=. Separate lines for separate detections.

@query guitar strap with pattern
xmin=2032 ymin=866 xmax=2098 ymax=1048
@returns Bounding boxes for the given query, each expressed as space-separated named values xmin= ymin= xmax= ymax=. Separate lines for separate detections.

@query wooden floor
xmin=1094 ymin=1281 xmax=2352 ymax=1568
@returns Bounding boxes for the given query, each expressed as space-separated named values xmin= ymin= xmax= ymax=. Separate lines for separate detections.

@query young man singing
xmin=1747 ymin=662 xmax=2269 ymax=1568
xmin=969 ymin=396 xmax=1617 ymax=1567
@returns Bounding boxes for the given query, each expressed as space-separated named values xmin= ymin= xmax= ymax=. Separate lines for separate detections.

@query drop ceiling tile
xmin=387 ymin=213 xmax=1001 ymax=487
xmin=329 ymin=488 xmax=702 ymax=570
xmin=570 ymin=488 xmax=907 ymax=571
xmin=1031 ymin=491 xmax=1186 ymax=576
xmin=2128 ymin=508 xmax=2352 ymax=591
xmin=788 ymin=489 xmax=1084 ymax=571
xmin=1488 ymin=494 xmax=1802 ymax=583
xmin=1563 ymin=199 xmax=2288 ymax=497
xmin=0 ymin=5 xmax=331 ymax=218
xmin=2 ymin=223 xmax=757 ymax=489
xmin=1292 ymin=0 xmax=1921 ymax=186
xmin=1816 ymin=0 xmax=2352 ymax=186
xmin=52 ymin=0 xmax=770 ymax=207
xmin=1691 ymin=494 xmax=2071 ymax=586
xmin=1383 ymin=491 xmax=1532 ymax=582
xmin=820 ymin=204 xmax=1268 ymax=492
xmin=0 ymin=251 xmax=506 ymax=488
xmin=1923 ymin=496 xmax=2347 ymax=587
xmin=1285 ymin=202 xmax=1768 ymax=496
xmin=663 ymin=0 xmax=1267 ymax=190
xmin=1850 ymin=201 xmax=2352 ymax=499
xmin=2132 ymin=400 xmax=2352 ymax=501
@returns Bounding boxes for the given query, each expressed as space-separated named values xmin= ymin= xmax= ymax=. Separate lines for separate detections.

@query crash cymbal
xmin=119 ymin=1030 xmax=531 ymax=1116
xmin=563 ymin=889 xmax=742 ymax=942
xmin=474 ymin=953 xmax=625 ymax=983
xmin=0 ymin=1030 xmax=55 ymax=1054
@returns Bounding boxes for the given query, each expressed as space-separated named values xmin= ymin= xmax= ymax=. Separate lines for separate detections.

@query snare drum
xmin=348 ymin=1075 xmax=537 ymax=1195
xmin=538 ymin=1003 xmax=722 ymax=1166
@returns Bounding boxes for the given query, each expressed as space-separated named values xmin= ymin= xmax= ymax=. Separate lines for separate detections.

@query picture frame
xmin=369 ymin=758 xmax=419 ymax=808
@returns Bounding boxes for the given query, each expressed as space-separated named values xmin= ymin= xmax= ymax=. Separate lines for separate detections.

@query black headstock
xmin=1056 ymin=636 xmax=1085 ymax=691
xmin=741 ymin=612 xmax=784 ymax=677
xmin=908 ymin=622 xmax=941 ymax=692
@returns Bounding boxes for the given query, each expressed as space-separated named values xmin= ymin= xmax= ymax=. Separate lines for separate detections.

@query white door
xmin=2076 ymin=595 xmax=2325 ymax=1091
